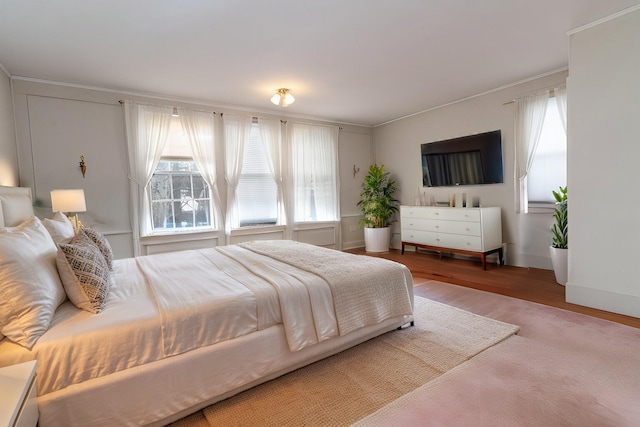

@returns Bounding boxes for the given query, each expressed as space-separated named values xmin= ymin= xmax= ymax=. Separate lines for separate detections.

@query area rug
xmin=169 ymin=296 xmax=519 ymax=427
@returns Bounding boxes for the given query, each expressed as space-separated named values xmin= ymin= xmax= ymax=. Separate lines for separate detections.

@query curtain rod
xmin=118 ymin=99 xmax=215 ymax=114
xmin=503 ymin=84 xmax=565 ymax=105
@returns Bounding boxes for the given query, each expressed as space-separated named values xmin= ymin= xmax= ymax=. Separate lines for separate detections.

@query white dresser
xmin=400 ymin=205 xmax=503 ymax=269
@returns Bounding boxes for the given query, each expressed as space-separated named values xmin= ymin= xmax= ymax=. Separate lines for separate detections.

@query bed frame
xmin=0 ymin=186 xmax=414 ymax=426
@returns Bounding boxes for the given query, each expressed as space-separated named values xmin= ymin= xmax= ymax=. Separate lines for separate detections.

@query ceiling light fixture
xmin=271 ymin=88 xmax=295 ymax=107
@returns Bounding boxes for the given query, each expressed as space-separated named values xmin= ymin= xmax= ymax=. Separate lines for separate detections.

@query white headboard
xmin=0 ymin=186 xmax=34 ymax=227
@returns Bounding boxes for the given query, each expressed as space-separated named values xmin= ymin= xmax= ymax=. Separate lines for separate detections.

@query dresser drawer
xmin=401 ymin=217 xmax=438 ymax=232
xmin=401 ymin=206 xmax=440 ymax=220
xmin=437 ymin=233 xmax=482 ymax=251
xmin=439 ymin=209 xmax=480 ymax=222
xmin=401 ymin=229 xmax=438 ymax=246
xmin=437 ymin=220 xmax=481 ymax=236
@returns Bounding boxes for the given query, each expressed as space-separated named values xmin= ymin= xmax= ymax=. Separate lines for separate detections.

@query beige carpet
xmin=168 ymin=297 xmax=518 ymax=427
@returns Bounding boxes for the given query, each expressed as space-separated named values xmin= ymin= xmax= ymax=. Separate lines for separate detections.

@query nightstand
xmin=0 ymin=361 xmax=38 ymax=427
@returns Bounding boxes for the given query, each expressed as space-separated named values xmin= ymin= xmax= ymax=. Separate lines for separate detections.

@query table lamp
xmin=51 ymin=189 xmax=87 ymax=232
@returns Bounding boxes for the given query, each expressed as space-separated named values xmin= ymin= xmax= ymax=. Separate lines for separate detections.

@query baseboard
xmin=566 ymin=284 xmax=640 ymax=319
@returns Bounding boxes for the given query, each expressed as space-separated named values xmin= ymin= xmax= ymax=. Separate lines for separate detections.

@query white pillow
xmin=0 ymin=193 xmax=34 ymax=227
xmin=0 ymin=216 xmax=67 ymax=348
xmin=56 ymin=231 xmax=111 ymax=314
xmin=43 ymin=211 xmax=76 ymax=244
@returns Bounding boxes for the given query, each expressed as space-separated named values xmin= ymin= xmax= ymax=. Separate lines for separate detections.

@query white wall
xmin=566 ymin=8 xmax=640 ymax=317
xmin=10 ymin=79 xmax=373 ymax=258
xmin=373 ymin=71 xmax=568 ymax=268
xmin=0 ymin=66 xmax=18 ymax=186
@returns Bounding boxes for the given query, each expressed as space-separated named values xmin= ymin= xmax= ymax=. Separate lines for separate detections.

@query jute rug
xmin=169 ymin=297 xmax=519 ymax=427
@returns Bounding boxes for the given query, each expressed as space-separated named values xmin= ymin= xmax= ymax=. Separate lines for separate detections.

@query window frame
xmin=526 ymin=95 xmax=567 ymax=212
xmin=148 ymin=157 xmax=215 ymax=234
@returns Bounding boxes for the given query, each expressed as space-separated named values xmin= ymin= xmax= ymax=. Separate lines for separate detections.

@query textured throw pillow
xmin=43 ymin=211 xmax=76 ymax=244
xmin=56 ymin=231 xmax=111 ymax=314
xmin=0 ymin=216 xmax=67 ymax=348
xmin=82 ymin=227 xmax=114 ymax=270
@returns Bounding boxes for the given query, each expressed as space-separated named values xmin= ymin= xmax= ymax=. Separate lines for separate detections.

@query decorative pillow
xmin=0 ymin=216 xmax=67 ymax=348
xmin=56 ymin=231 xmax=111 ymax=314
xmin=43 ymin=211 xmax=76 ymax=244
xmin=83 ymin=227 xmax=114 ymax=270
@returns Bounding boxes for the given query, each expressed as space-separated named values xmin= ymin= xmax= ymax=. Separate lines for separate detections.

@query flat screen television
xmin=421 ymin=130 xmax=503 ymax=187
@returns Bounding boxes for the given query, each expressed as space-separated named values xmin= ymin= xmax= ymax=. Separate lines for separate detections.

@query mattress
xmin=0 ymin=248 xmax=283 ymax=395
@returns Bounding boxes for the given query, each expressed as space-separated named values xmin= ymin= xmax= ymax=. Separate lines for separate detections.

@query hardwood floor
xmin=348 ymin=248 xmax=640 ymax=329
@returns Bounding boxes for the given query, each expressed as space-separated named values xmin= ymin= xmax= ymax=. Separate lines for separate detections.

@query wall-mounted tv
xmin=421 ymin=130 xmax=503 ymax=187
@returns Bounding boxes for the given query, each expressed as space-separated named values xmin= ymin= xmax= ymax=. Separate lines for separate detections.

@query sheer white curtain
xmin=178 ymin=108 xmax=223 ymax=229
xmin=514 ymin=90 xmax=549 ymax=213
xmin=258 ymin=118 xmax=287 ymax=225
xmin=123 ymin=101 xmax=172 ymax=255
xmin=554 ymin=85 xmax=568 ymax=133
xmin=223 ymin=114 xmax=252 ymax=233
xmin=289 ymin=122 xmax=340 ymax=222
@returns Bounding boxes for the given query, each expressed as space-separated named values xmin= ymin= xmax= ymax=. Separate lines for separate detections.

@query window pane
xmin=528 ymin=97 xmax=567 ymax=203
xmin=193 ymin=175 xmax=209 ymax=199
xmin=172 ymin=174 xmax=192 ymax=200
xmin=173 ymin=200 xmax=194 ymax=228
xmin=150 ymin=174 xmax=171 ymax=200
xmin=195 ymin=199 xmax=210 ymax=227
xmin=152 ymin=201 xmax=174 ymax=229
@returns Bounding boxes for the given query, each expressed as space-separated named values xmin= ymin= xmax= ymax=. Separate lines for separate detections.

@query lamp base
xmin=66 ymin=213 xmax=83 ymax=233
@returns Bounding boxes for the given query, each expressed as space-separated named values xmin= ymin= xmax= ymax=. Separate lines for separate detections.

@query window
xmin=235 ymin=123 xmax=278 ymax=227
xmin=148 ymin=117 xmax=213 ymax=232
xmin=290 ymin=123 xmax=339 ymax=222
xmin=527 ymin=97 xmax=567 ymax=203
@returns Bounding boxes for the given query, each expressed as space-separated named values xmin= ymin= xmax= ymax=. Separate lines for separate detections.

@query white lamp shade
xmin=51 ymin=189 xmax=87 ymax=213
xmin=283 ymin=92 xmax=295 ymax=105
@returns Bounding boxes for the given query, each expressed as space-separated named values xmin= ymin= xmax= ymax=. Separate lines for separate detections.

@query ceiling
xmin=1 ymin=0 xmax=639 ymax=127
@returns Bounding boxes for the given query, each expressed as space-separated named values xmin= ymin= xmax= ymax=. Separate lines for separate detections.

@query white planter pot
xmin=364 ymin=227 xmax=391 ymax=253
xmin=550 ymin=246 xmax=568 ymax=286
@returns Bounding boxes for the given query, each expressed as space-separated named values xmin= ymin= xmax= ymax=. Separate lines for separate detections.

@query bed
xmin=0 ymin=185 xmax=414 ymax=426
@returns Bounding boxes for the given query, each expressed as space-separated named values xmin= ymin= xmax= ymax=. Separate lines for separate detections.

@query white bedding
xmin=0 ymin=242 xmax=413 ymax=400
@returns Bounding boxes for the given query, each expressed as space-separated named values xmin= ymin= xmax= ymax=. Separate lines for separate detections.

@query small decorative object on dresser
xmin=0 ymin=361 xmax=38 ymax=427
xmin=400 ymin=205 xmax=503 ymax=270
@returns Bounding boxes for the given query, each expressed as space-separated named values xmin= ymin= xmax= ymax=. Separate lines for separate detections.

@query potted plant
xmin=357 ymin=164 xmax=399 ymax=252
xmin=550 ymin=186 xmax=568 ymax=285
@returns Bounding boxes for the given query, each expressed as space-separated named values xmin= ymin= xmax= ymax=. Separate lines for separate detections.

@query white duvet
xmin=0 ymin=241 xmax=413 ymax=397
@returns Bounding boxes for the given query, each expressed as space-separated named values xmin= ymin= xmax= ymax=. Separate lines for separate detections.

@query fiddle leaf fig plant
xmin=357 ymin=164 xmax=399 ymax=228
xmin=551 ymin=186 xmax=568 ymax=249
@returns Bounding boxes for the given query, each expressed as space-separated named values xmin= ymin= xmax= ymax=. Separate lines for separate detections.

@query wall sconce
xmin=51 ymin=189 xmax=87 ymax=232
xmin=271 ymin=88 xmax=295 ymax=107
xmin=79 ymin=156 xmax=86 ymax=178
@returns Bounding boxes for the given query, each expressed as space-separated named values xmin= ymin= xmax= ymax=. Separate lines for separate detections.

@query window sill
xmin=527 ymin=202 xmax=556 ymax=214
xmin=230 ymin=224 xmax=286 ymax=236
xmin=140 ymin=229 xmax=220 ymax=246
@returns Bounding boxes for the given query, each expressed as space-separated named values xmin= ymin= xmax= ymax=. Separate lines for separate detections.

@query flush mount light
xmin=271 ymin=88 xmax=295 ymax=107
